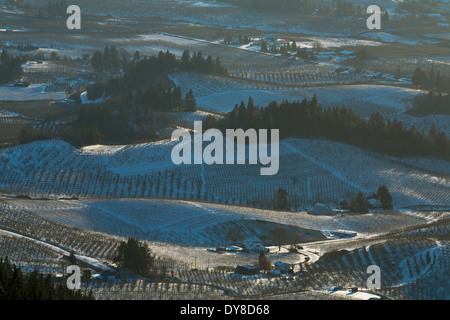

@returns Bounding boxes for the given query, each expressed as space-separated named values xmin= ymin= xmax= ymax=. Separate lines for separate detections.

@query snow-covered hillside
xmin=0 ymin=137 xmax=448 ymax=209
xmin=2 ymin=197 xmax=441 ymax=247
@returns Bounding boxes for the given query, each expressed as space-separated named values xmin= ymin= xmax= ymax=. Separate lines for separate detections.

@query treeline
xmin=87 ymin=49 xmax=227 ymax=100
xmin=260 ymin=40 xmax=317 ymax=59
xmin=408 ymin=92 xmax=450 ymax=116
xmin=72 ymin=85 xmax=197 ymax=145
xmin=91 ymin=48 xmax=228 ymax=79
xmin=69 ymin=85 xmax=197 ymax=145
xmin=178 ymin=49 xmax=228 ymax=75
xmin=19 ymin=105 xmax=154 ymax=146
xmin=224 ymin=33 xmax=251 ymax=45
xmin=91 ymin=46 xmax=121 ymax=73
xmin=412 ymin=67 xmax=450 ymax=92
xmin=345 ymin=186 xmax=393 ymax=213
xmin=0 ymin=257 xmax=93 ymax=300
xmin=275 ymin=185 xmax=393 ymax=213
xmin=78 ymin=48 xmax=224 ymax=142
xmin=0 ymin=50 xmax=24 ymax=84
xmin=114 ymin=238 xmax=155 ymax=277
xmin=205 ymin=96 xmax=450 ymax=159
xmin=138 ymin=85 xmax=196 ymax=112
xmin=122 ymin=49 xmax=227 ymax=88
xmin=19 ymin=127 xmax=57 ymax=145
xmin=61 ymin=48 xmax=223 ymax=146
xmin=70 ymin=105 xmax=141 ymax=145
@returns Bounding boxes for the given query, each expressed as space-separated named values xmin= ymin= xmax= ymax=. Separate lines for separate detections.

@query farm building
xmin=309 ymin=203 xmax=335 ymax=216
xmin=226 ymin=246 xmax=243 ymax=253
xmin=244 ymin=241 xmax=268 ymax=253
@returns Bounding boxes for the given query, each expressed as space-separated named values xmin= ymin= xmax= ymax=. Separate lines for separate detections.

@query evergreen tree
xmin=91 ymin=50 xmax=103 ymax=73
xmin=270 ymin=43 xmax=278 ymax=54
xmin=103 ymin=46 xmax=112 ymax=71
xmin=114 ymin=238 xmax=155 ymax=276
xmin=110 ymin=46 xmax=121 ymax=70
xmin=412 ymin=67 xmax=427 ymax=86
xmin=26 ymin=270 xmax=41 ymax=300
xmin=291 ymin=41 xmax=297 ymax=51
xmin=275 ymin=188 xmax=289 ymax=211
xmin=68 ymin=251 xmax=77 ymax=265
xmin=247 ymin=96 xmax=255 ymax=115
xmin=86 ymin=125 xmax=101 ymax=145
xmin=172 ymin=86 xmax=183 ymax=110
xmin=435 ymin=131 xmax=449 ymax=158
xmin=350 ymin=192 xmax=369 ymax=213
xmin=0 ymin=49 xmax=23 ymax=83
xmin=8 ymin=266 xmax=24 ymax=299
xmin=181 ymin=49 xmax=191 ymax=68
xmin=0 ymin=258 xmax=92 ymax=300
xmin=134 ymin=50 xmax=140 ymax=61
xmin=184 ymin=89 xmax=196 ymax=112
xmin=261 ymin=40 xmax=269 ymax=52
xmin=428 ymin=123 xmax=439 ymax=140
xmin=271 ymin=228 xmax=288 ymax=251
xmin=377 ymin=186 xmax=393 ymax=210
xmin=280 ymin=45 xmax=289 ymax=56
xmin=43 ymin=274 xmax=54 ymax=300
xmin=204 ymin=96 xmax=450 ymax=160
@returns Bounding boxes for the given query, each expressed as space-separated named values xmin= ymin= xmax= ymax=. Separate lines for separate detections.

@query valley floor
xmin=0 ymin=196 xmax=448 ymax=300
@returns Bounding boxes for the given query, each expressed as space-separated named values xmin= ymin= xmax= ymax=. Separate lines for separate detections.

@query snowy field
xmin=170 ymin=72 xmax=425 ymax=114
xmin=0 ymin=137 xmax=448 ymax=210
xmin=1 ymin=197 xmax=442 ymax=247
xmin=0 ymin=85 xmax=66 ymax=101
xmin=1 ymin=0 xmax=449 ymax=300
xmin=360 ymin=32 xmax=440 ymax=46
xmin=170 ymin=72 xmax=450 ymax=135
xmin=1 ymin=195 xmax=447 ymax=298
xmin=174 ymin=0 xmax=233 ymax=8
xmin=291 ymin=37 xmax=381 ymax=49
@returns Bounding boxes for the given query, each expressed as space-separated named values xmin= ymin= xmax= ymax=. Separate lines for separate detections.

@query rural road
xmin=0 ymin=226 xmax=115 ymax=272
xmin=300 ymin=250 xmax=320 ymax=264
